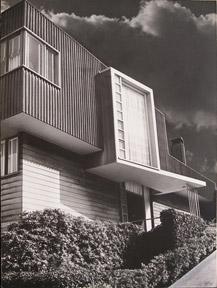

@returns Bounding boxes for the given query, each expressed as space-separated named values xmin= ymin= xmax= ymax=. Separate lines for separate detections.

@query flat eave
xmin=87 ymin=159 xmax=206 ymax=193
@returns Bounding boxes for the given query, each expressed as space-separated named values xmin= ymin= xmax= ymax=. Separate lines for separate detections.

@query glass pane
xmin=118 ymin=130 xmax=125 ymax=140
xmin=27 ymin=34 xmax=42 ymax=74
xmin=8 ymin=138 xmax=18 ymax=174
xmin=47 ymin=47 xmax=55 ymax=82
xmin=115 ymin=84 xmax=121 ymax=93
xmin=122 ymin=84 xmax=151 ymax=165
xmin=117 ymin=111 xmax=123 ymax=120
xmin=116 ymin=101 xmax=122 ymax=111
xmin=1 ymin=141 xmax=5 ymax=176
xmin=118 ymin=120 xmax=124 ymax=130
xmin=8 ymin=34 xmax=21 ymax=71
xmin=0 ymin=41 xmax=7 ymax=74
xmin=115 ymin=74 xmax=121 ymax=83
xmin=119 ymin=149 xmax=126 ymax=159
xmin=115 ymin=92 xmax=122 ymax=102
xmin=119 ymin=140 xmax=125 ymax=149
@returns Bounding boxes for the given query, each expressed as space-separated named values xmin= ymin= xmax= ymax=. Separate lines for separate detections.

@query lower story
xmin=1 ymin=133 xmax=216 ymax=230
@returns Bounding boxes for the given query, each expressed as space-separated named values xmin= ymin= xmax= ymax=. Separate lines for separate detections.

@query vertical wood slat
xmin=0 ymin=69 xmax=23 ymax=120
xmin=1 ymin=1 xmax=107 ymax=147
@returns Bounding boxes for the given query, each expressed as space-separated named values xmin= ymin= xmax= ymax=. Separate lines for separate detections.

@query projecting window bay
xmin=113 ymin=71 xmax=159 ymax=168
xmin=0 ymin=31 xmax=60 ymax=86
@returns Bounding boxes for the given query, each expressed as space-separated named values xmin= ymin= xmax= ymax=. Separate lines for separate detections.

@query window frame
xmin=111 ymin=68 xmax=160 ymax=169
xmin=24 ymin=30 xmax=60 ymax=86
xmin=1 ymin=140 xmax=6 ymax=177
xmin=0 ymin=29 xmax=61 ymax=88
xmin=0 ymin=32 xmax=23 ymax=75
xmin=1 ymin=136 xmax=19 ymax=177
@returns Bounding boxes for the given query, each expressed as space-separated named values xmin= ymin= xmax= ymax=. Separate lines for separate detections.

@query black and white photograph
xmin=1 ymin=0 xmax=216 ymax=287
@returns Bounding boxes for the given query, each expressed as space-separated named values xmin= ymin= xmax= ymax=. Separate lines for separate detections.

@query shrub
xmin=1 ymin=209 xmax=141 ymax=273
xmin=132 ymin=209 xmax=208 ymax=266
xmin=160 ymin=209 xmax=207 ymax=247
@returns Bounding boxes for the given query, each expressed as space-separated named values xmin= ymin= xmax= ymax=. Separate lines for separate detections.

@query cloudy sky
xmin=2 ymin=0 xmax=217 ymax=182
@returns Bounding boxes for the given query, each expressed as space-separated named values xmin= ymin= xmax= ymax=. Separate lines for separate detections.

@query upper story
xmin=1 ymin=1 xmax=215 ymax=198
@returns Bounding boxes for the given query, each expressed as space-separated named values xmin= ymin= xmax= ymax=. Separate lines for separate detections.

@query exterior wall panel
xmin=1 ymin=174 xmax=22 ymax=227
xmin=1 ymin=1 xmax=25 ymax=37
xmin=0 ymin=69 xmax=23 ymax=120
xmin=1 ymin=1 xmax=107 ymax=148
xmin=21 ymin=133 xmax=120 ymax=222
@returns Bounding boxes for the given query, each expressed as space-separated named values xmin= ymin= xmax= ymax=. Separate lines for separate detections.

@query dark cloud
xmin=47 ymin=0 xmax=216 ymax=126
xmin=2 ymin=0 xmax=141 ymax=17
xmin=2 ymin=0 xmax=216 ymax=182
xmin=45 ymin=0 xmax=217 ymax=181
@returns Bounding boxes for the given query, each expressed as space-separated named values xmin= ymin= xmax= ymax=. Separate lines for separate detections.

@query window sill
xmin=1 ymin=171 xmax=21 ymax=180
xmin=0 ymin=65 xmax=61 ymax=90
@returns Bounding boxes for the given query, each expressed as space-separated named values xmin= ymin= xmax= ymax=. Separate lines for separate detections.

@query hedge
xmin=132 ymin=209 xmax=208 ymax=266
xmin=160 ymin=209 xmax=207 ymax=247
xmin=2 ymin=228 xmax=216 ymax=288
xmin=1 ymin=209 xmax=141 ymax=273
xmin=1 ymin=208 xmax=216 ymax=288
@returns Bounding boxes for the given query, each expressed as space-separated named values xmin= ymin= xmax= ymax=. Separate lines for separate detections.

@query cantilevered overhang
xmin=87 ymin=159 xmax=206 ymax=193
xmin=1 ymin=113 xmax=101 ymax=154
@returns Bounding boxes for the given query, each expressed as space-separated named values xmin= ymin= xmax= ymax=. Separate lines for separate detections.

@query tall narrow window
xmin=122 ymin=84 xmax=151 ymax=166
xmin=8 ymin=137 xmax=18 ymax=174
xmin=26 ymin=33 xmax=43 ymax=75
xmin=47 ymin=47 xmax=56 ymax=82
xmin=1 ymin=141 xmax=6 ymax=176
xmin=0 ymin=41 xmax=7 ymax=74
xmin=8 ymin=34 xmax=21 ymax=71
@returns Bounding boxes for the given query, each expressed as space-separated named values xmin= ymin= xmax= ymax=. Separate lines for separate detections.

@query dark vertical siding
xmin=0 ymin=69 xmax=23 ymax=120
xmin=1 ymin=1 xmax=25 ymax=38
xmin=21 ymin=133 xmax=121 ymax=222
xmin=23 ymin=1 xmax=107 ymax=147
xmin=23 ymin=68 xmax=59 ymax=126
xmin=1 ymin=1 xmax=107 ymax=147
xmin=155 ymin=109 xmax=169 ymax=170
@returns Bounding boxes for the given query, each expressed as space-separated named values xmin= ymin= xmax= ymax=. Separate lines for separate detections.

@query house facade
xmin=1 ymin=1 xmax=216 ymax=230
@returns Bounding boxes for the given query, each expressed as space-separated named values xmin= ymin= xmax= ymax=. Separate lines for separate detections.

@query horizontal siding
xmin=152 ymin=201 xmax=188 ymax=227
xmin=0 ymin=69 xmax=23 ymax=120
xmin=22 ymin=134 xmax=120 ymax=222
xmin=1 ymin=174 xmax=22 ymax=224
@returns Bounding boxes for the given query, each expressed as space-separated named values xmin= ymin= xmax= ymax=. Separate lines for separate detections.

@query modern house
xmin=1 ymin=0 xmax=216 ymax=231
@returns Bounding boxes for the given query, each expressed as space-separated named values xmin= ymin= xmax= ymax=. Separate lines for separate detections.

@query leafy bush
xmin=132 ymin=209 xmax=208 ymax=266
xmin=1 ymin=208 xmax=215 ymax=288
xmin=1 ymin=209 xmax=141 ymax=273
xmin=1 ymin=267 xmax=106 ymax=288
xmin=160 ymin=209 xmax=207 ymax=247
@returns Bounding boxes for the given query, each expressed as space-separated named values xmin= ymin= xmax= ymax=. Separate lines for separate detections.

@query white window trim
xmin=1 ymin=140 xmax=6 ymax=177
xmin=8 ymin=137 xmax=19 ymax=174
xmin=110 ymin=67 xmax=160 ymax=169
xmin=24 ymin=30 xmax=60 ymax=86
xmin=1 ymin=137 xmax=19 ymax=177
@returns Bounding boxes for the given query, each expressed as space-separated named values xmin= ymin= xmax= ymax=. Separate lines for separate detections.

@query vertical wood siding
xmin=0 ymin=1 xmax=25 ymax=38
xmin=22 ymin=134 xmax=120 ymax=222
xmin=1 ymin=1 xmax=107 ymax=147
xmin=0 ymin=69 xmax=23 ymax=120
xmin=23 ymin=1 xmax=107 ymax=146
